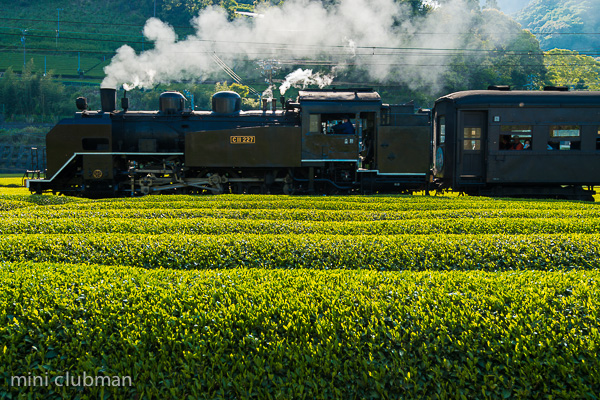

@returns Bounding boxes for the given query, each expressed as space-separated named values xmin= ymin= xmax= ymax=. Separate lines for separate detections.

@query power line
xmin=0 ymin=49 xmax=597 ymax=69
xmin=1 ymin=16 xmax=600 ymax=36
xmin=1 ymin=31 xmax=600 ymax=57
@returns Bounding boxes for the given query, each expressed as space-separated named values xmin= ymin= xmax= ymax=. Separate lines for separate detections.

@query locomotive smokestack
xmin=262 ymin=98 xmax=268 ymax=111
xmin=121 ymin=90 xmax=129 ymax=112
xmin=280 ymin=96 xmax=285 ymax=110
xmin=100 ymin=88 xmax=117 ymax=112
xmin=271 ymin=99 xmax=277 ymax=112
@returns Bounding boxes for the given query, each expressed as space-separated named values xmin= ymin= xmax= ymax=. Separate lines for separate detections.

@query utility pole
xmin=56 ymin=8 xmax=62 ymax=48
xmin=20 ymin=29 xmax=27 ymax=70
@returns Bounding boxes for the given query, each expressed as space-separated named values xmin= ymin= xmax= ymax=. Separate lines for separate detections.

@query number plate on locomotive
xmin=230 ymin=136 xmax=256 ymax=144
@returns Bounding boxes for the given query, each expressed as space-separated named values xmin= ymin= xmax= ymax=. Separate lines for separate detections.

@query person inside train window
xmin=499 ymin=135 xmax=511 ymax=150
xmin=511 ymin=136 xmax=523 ymax=150
xmin=332 ymin=118 xmax=355 ymax=134
xmin=500 ymin=126 xmax=531 ymax=151
xmin=523 ymin=139 xmax=531 ymax=150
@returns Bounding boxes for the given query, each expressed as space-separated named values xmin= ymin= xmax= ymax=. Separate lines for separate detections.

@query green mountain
xmin=480 ymin=0 xmax=531 ymax=15
xmin=515 ymin=0 xmax=600 ymax=52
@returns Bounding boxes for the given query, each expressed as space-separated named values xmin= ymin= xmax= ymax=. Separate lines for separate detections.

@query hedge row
xmin=3 ymin=194 xmax=597 ymax=212
xmin=1 ymin=233 xmax=599 ymax=271
xmin=6 ymin=207 xmax=600 ymax=222
xmin=2 ymin=263 xmax=598 ymax=399
xmin=3 ymin=217 xmax=600 ymax=235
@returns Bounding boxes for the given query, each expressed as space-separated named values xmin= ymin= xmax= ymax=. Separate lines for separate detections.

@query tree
xmin=484 ymin=0 xmax=499 ymax=9
xmin=439 ymin=8 xmax=547 ymax=92
xmin=213 ymin=82 xmax=259 ymax=109
xmin=0 ymin=61 xmax=72 ymax=121
xmin=516 ymin=0 xmax=600 ymax=52
xmin=544 ymin=49 xmax=600 ymax=90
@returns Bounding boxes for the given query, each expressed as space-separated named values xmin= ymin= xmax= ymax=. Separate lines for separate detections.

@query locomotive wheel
xmin=227 ymin=171 xmax=244 ymax=194
xmin=283 ymin=183 xmax=295 ymax=195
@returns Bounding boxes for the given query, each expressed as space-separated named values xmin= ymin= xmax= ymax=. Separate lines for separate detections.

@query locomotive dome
xmin=212 ymin=91 xmax=242 ymax=115
xmin=159 ymin=91 xmax=186 ymax=114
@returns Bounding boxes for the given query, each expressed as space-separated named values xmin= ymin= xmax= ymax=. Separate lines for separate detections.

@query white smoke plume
xmin=101 ymin=0 xmax=492 ymax=94
xmin=262 ymin=85 xmax=274 ymax=99
xmin=279 ymin=69 xmax=335 ymax=95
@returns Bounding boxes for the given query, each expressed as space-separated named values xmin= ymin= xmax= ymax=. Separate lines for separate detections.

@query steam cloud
xmin=102 ymin=0 xmax=517 ymax=95
xmin=279 ymin=69 xmax=334 ymax=95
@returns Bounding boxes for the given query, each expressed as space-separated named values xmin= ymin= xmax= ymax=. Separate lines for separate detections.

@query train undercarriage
xmin=28 ymin=154 xmax=392 ymax=197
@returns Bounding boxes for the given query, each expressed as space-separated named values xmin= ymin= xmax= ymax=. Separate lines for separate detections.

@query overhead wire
xmin=0 ymin=31 xmax=599 ymax=59
xmin=1 ymin=15 xmax=600 ymax=36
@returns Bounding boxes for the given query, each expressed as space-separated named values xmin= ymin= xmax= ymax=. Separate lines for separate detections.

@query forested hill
xmin=515 ymin=0 xmax=600 ymax=52
xmin=1 ymin=0 xmax=597 ymax=122
xmin=480 ymin=0 xmax=530 ymax=15
xmin=0 ymin=0 xmax=548 ymax=96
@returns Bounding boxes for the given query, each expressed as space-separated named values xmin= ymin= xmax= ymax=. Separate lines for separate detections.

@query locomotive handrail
xmin=27 ymin=152 xmax=184 ymax=184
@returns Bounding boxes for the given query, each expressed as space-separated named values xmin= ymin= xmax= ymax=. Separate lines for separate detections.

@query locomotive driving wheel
xmin=283 ymin=174 xmax=295 ymax=195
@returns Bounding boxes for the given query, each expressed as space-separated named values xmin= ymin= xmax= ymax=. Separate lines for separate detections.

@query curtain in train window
xmin=548 ymin=125 xmax=580 ymax=151
xmin=463 ymin=127 xmax=481 ymax=151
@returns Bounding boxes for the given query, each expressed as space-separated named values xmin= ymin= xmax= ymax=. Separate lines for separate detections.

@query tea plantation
xmin=1 ymin=193 xmax=599 ymax=399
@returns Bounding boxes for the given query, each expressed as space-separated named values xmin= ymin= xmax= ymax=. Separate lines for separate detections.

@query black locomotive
xmin=27 ymin=87 xmax=430 ymax=197
xmin=27 ymin=86 xmax=600 ymax=200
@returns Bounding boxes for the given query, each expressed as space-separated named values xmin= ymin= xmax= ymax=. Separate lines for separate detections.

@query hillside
xmin=0 ymin=0 xmax=223 ymax=79
xmin=515 ymin=0 xmax=600 ymax=52
xmin=0 ymin=0 xmax=568 ymax=121
xmin=480 ymin=0 xmax=531 ymax=15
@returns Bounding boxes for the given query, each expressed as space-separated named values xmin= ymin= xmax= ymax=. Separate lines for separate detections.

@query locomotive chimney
xmin=121 ymin=90 xmax=129 ymax=112
xmin=262 ymin=98 xmax=268 ymax=111
xmin=100 ymin=88 xmax=117 ymax=112
xmin=271 ymin=99 xmax=277 ymax=112
xmin=280 ymin=96 xmax=285 ymax=110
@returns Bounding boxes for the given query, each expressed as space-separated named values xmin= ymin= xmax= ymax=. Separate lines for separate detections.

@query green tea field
xmin=1 ymin=189 xmax=599 ymax=399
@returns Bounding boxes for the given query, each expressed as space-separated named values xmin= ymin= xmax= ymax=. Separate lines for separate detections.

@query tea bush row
xmin=4 ymin=194 xmax=595 ymax=212
xmin=3 ymin=217 xmax=600 ymax=235
xmin=1 ymin=233 xmax=599 ymax=271
xmin=2 ymin=263 xmax=598 ymax=399
xmin=5 ymin=207 xmax=600 ymax=222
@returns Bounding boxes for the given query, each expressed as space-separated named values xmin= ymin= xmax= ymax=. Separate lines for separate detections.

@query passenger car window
xmin=500 ymin=125 xmax=531 ymax=150
xmin=596 ymin=127 xmax=600 ymax=150
xmin=548 ymin=125 xmax=580 ymax=151
xmin=439 ymin=117 xmax=446 ymax=144
xmin=463 ymin=127 xmax=481 ymax=151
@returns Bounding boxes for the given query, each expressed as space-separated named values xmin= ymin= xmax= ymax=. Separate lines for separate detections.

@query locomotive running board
xmin=357 ymin=169 xmax=427 ymax=176
xmin=26 ymin=152 xmax=184 ymax=187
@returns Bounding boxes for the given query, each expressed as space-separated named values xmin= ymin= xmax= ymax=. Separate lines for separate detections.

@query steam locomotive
xmin=26 ymin=86 xmax=600 ymax=200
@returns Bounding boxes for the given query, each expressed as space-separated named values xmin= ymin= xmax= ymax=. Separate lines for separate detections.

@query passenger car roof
xmin=437 ymin=90 xmax=600 ymax=107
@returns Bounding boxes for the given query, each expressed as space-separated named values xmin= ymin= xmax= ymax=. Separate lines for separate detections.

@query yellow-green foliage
xmin=1 ymin=193 xmax=599 ymax=399
xmin=1 ymin=264 xmax=599 ymax=399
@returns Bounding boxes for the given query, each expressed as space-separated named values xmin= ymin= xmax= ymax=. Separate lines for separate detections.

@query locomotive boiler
xmin=27 ymin=87 xmax=431 ymax=197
